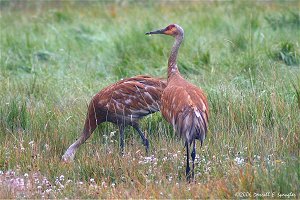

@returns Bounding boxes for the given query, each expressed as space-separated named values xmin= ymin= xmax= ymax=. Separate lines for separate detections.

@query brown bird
xmin=62 ymin=75 xmax=166 ymax=162
xmin=146 ymin=24 xmax=209 ymax=181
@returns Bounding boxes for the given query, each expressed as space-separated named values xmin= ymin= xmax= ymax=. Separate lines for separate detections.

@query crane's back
xmin=91 ymin=75 xmax=166 ymax=124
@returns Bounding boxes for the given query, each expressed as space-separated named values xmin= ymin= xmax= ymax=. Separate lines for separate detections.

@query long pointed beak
xmin=145 ymin=28 xmax=165 ymax=35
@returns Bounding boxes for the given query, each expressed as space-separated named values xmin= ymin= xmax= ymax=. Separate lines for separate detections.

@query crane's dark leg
xmin=191 ymin=140 xmax=196 ymax=181
xmin=62 ymin=106 xmax=100 ymax=162
xmin=131 ymin=122 xmax=149 ymax=154
xmin=119 ymin=124 xmax=125 ymax=155
xmin=186 ymin=141 xmax=191 ymax=182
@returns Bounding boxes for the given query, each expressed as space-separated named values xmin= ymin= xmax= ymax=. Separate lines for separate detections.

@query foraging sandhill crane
xmin=146 ymin=24 xmax=209 ymax=181
xmin=62 ymin=75 xmax=166 ymax=162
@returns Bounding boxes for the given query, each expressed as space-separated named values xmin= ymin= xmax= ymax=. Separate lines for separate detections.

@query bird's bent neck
xmin=168 ymin=34 xmax=183 ymax=79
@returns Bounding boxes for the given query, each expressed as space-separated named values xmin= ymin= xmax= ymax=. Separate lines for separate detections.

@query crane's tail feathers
xmin=176 ymin=108 xmax=208 ymax=145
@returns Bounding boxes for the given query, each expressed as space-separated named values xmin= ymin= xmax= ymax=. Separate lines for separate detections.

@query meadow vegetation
xmin=0 ymin=1 xmax=299 ymax=198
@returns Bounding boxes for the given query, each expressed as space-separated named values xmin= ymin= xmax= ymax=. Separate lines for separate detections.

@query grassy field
xmin=0 ymin=1 xmax=299 ymax=199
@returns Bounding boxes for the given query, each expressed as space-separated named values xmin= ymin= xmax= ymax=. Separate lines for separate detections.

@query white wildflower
xmin=46 ymin=188 xmax=52 ymax=193
xmin=110 ymin=131 xmax=116 ymax=137
xmin=59 ymin=175 xmax=64 ymax=181
xmin=44 ymin=144 xmax=50 ymax=151
xmin=234 ymin=157 xmax=245 ymax=166
xmin=8 ymin=170 xmax=16 ymax=176
xmin=101 ymin=181 xmax=107 ymax=188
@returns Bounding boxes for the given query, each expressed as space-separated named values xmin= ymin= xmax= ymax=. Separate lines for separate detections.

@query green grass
xmin=0 ymin=1 xmax=299 ymax=199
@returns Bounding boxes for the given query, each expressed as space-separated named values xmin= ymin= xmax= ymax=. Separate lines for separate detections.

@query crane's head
xmin=146 ymin=24 xmax=184 ymax=37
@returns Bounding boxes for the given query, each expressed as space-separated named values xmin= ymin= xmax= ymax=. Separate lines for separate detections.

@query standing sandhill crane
xmin=146 ymin=24 xmax=209 ymax=181
xmin=62 ymin=75 xmax=166 ymax=162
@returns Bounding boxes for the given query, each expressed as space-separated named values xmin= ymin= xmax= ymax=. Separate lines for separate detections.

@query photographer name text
xmin=235 ymin=191 xmax=296 ymax=198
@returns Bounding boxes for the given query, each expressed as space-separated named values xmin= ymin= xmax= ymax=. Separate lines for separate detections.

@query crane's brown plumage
xmin=62 ymin=75 xmax=166 ymax=161
xmin=161 ymin=76 xmax=209 ymax=144
xmin=146 ymin=24 xmax=209 ymax=181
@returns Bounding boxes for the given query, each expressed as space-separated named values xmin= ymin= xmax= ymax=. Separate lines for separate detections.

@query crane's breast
xmin=161 ymin=84 xmax=209 ymax=142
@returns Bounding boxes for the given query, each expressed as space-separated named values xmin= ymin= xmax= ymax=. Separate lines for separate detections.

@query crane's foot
xmin=119 ymin=148 xmax=125 ymax=156
xmin=119 ymin=144 xmax=125 ymax=156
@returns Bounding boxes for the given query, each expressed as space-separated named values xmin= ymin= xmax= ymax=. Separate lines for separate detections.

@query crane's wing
xmin=97 ymin=76 xmax=166 ymax=120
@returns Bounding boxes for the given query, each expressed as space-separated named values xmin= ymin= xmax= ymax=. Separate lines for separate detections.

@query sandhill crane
xmin=146 ymin=24 xmax=209 ymax=181
xmin=62 ymin=75 xmax=166 ymax=162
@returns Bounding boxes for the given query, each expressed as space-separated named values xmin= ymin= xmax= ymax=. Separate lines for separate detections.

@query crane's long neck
xmin=168 ymin=34 xmax=183 ymax=79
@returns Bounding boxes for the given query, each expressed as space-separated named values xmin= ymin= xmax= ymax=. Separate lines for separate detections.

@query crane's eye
xmin=167 ymin=24 xmax=175 ymax=30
